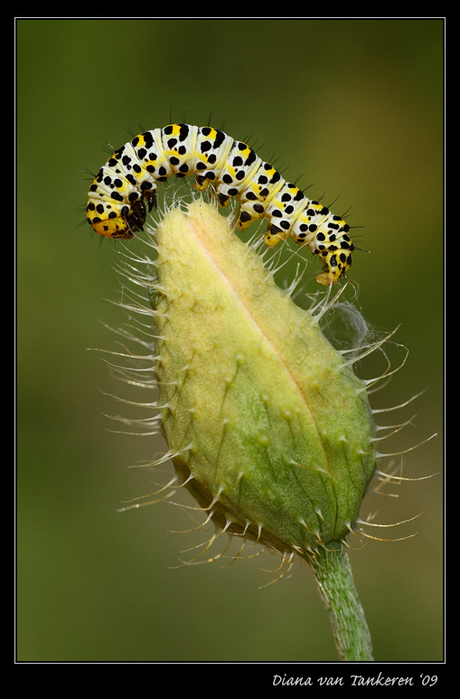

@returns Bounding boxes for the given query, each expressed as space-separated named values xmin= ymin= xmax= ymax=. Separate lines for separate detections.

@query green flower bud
xmin=151 ymin=200 xmax=376 ymax=556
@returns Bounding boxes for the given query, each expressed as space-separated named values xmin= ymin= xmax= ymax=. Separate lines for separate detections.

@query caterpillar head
xmin=86 ymin=191 xmax=157 ymax=240
xmin=86 ymin=211 xmax=134 ymax=239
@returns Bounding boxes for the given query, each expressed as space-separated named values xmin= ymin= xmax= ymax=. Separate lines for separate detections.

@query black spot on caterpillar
xmin=86 ymin=123 xmax=354 ymax=285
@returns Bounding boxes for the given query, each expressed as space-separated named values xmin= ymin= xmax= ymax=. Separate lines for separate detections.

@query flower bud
xmin=152 ymin=200 xmax=376 ymax=555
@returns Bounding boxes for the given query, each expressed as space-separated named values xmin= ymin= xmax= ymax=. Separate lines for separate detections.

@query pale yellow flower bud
xmin=152 ymin=200 xmax=376 ymax=556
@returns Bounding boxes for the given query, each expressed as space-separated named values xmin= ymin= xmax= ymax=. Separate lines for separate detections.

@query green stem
xmin=304 ymin=541 xmax=374 ymax=661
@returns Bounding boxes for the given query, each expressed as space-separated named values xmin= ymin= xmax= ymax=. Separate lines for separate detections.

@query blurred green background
xmin=17 ymin=18 xmax=443 ymax=662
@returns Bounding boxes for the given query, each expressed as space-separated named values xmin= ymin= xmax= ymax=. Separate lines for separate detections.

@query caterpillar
xmin=86 ymin=124 xmax=354 ymax=285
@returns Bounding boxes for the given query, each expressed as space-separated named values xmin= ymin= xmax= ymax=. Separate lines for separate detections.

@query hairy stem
xmin=304 ymin=541 xmax=373 ymax=661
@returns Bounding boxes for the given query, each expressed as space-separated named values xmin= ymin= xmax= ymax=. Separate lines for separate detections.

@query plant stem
xmin=304 ymin=541 xmax=374 ymax=661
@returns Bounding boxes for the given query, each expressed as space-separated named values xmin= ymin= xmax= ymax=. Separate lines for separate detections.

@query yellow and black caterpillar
xmin=86 ymin=124 xmax=354 ymax=285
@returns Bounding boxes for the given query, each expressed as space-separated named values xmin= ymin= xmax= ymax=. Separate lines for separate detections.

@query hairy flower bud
xmin=151 ymin=200 xmax=376 ymax=556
